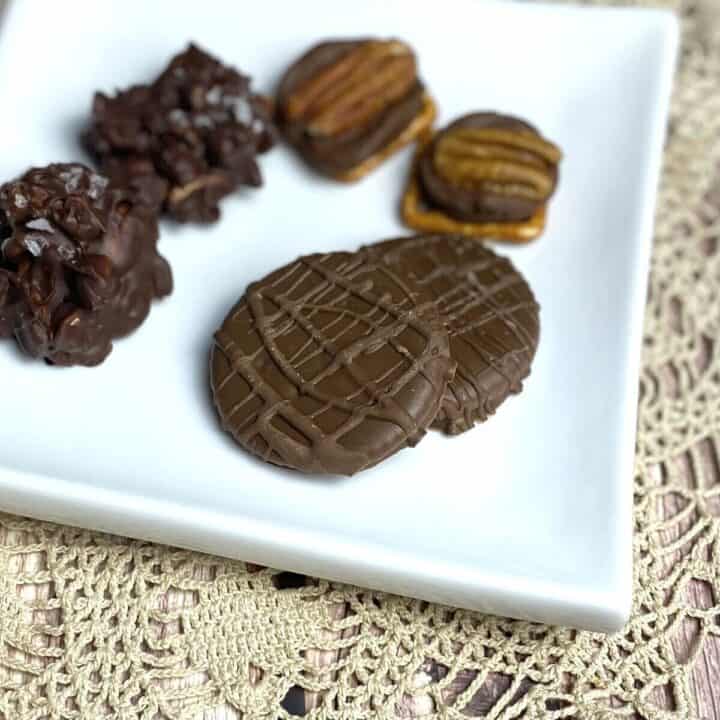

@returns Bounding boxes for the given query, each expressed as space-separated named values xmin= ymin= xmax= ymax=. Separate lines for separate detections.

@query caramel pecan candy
xmin=277 ymin=38 xmax=435 ymax=180
xmin=435 ymin=128 xmax=561 ymax=200
xmin=418 ymin=113 xmax=562 ymax=225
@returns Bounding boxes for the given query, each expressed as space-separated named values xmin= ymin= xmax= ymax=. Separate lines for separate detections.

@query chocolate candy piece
xmin=363 ymin=234 xmax=539 ymax=435
xmin=211 ymin=251 xmax=454 ymax=475
xmin=277 ymin=39 xmax=436 ymax=181
xmin=84 ymin=44 xmax=276 ymax=223
xmin=421 ymin=113 xmax=562 ymax=222
xmin=402 ymin=113 xmax=562 ymax=243
xmin=0 ymin=163 xmax=172 ymax=366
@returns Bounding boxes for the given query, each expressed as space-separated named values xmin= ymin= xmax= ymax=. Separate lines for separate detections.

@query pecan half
xmin=434 ymin=127 xmax=562 ymax=199
xmin=286 ymin=40 xmax=417 ymax=137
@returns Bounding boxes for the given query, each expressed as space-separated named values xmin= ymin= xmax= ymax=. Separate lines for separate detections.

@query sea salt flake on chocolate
xmin=56 ymin=240 xmax=77 ymax=262
xmin=23 ymin=234 xmax=48 ymax=257
xmin=168 ymin=108 xmax=190 ymax=128
xmin=25 ymin=218 xmax=53 ymax=232
xmin=59 ymin=166 xmax=84 ymax=193
xmin=225 ymin=95 xmax=253 ymax=125
xmin=87 ymin=173 xmax=108 ymax=200
xmin=206 ymin=85 xmax=223 ymax=105
xmin=13 ymin=193 xmax=27 ymax=208
xmin=193 ymin=114 xmax=214 ymax=129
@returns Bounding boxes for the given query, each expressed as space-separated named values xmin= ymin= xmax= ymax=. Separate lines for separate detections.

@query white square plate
xmin=0 ymin=0 xmax=677 ymax=632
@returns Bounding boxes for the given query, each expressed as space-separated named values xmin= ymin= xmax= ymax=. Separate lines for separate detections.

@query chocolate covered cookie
xmin=402 ymin=112 xmax=562 ymax=242
xmin=276 ymin=38 xmax=436 ymax=181
xmin=0 ymin=163 xmax=172 ymax=366
xmin=84 ymin=44 xmax=276 ymax=223
xmin=362 ymin=234 xmax=539 ymax=434
xmin=210 ymin=251 xmax=454 ymax=475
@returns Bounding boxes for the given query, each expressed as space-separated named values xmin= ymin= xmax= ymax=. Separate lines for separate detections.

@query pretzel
xmin=401 ymin=136 xmax=548 ymax=243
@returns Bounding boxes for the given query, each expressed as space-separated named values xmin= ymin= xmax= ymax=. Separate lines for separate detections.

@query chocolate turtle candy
xmin=276 ymin=38 xmax=436 ymax=181
xmin=403 ymin=112 xmax=562 ymax=243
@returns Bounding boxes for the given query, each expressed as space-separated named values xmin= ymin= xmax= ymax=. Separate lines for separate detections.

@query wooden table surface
xmin=0 ymin=0 xmax=717 ymax=717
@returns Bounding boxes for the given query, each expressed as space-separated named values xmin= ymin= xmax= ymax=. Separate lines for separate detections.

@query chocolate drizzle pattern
xmin=211 ymin=251 xmax=454 ymax=475
xmin=363 ymin=235 xmax=539 ymax=435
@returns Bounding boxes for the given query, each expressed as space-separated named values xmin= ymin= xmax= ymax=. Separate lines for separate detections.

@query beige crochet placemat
xmin=1 ymin=0 xmax=720 ymax=718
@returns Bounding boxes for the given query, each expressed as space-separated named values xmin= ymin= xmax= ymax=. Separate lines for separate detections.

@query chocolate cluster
xmin=84 ymin=44 xmax=276 ymax=223
xmin=0 ymin=163 xmax=172 ymax=366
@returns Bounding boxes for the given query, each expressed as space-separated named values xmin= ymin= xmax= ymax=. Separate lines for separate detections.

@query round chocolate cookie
xmin=210 ymin=251 xmax=454 ymax=475
xmin=0 ymin=163 xmax=172 ymax=366
xmin=276 ymin=38 xmax=430 ymax=179
xmin=419 ymin=112 xmax=562 ymax=223
xmin=362 ymin=234 xmax=539 ymax=435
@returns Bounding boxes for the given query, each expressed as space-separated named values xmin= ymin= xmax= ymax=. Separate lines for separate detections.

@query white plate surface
xmin=0 ymin=0 xmax=677 ymax=632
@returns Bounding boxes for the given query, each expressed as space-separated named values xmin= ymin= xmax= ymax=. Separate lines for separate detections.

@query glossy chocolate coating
xmin=276 ymin=39 xmax=425 ymax=177
xmin=0 ymin=163 xmax=171 ymax=366
xmin=84 ymin=44 xmax=276 ymax=223
xmin=419 ymin=113 xmax=560 ymax=223
xmin=210 ymin=251 xmax=454 ymax=475
xmin=362 ymin=234 xmax=539 ymax=434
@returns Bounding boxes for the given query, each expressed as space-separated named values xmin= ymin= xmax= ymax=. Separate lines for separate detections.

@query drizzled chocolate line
xmin=361 ymin=235 xmax=539 ymax=435
xmin=430 ymin=259 xmax=538 ymax=429
xmin=211 ymin=252 xmax=453 ymax=475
